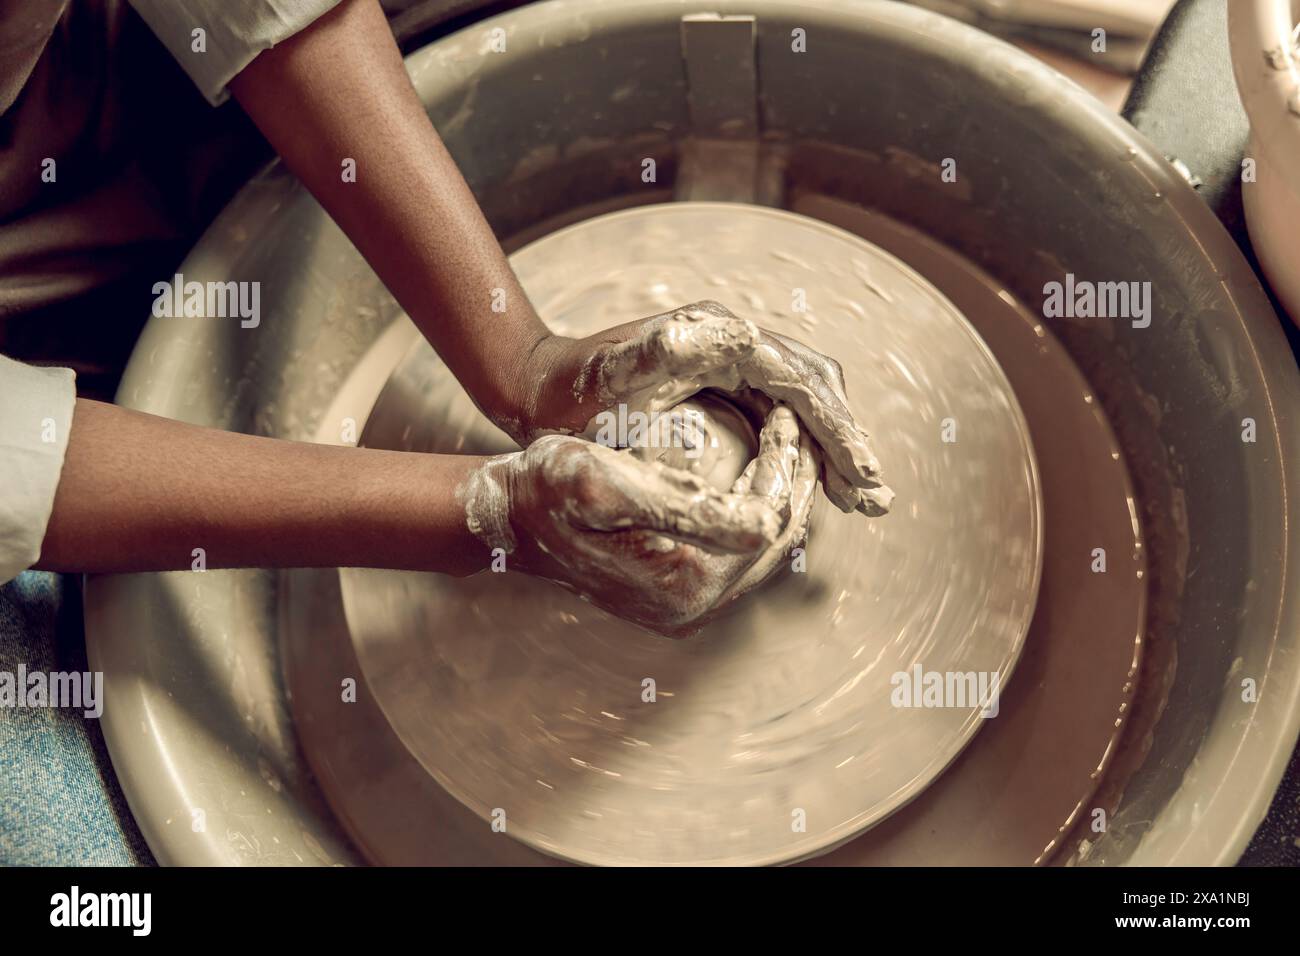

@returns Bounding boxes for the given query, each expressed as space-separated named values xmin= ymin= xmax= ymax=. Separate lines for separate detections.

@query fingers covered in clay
xmin=558 ymin=299 xmax=893 ymax=516
xmin=557 ymin=440 xmax=781 ymax=553
xmin=490 ymin=293 xmax=898 ymax=633
xmin=461 ymin=400 xmax=834 ymax=635
xmin=584 ymin=301 xmax=758 ymax=404
xmin=736 ymin=333 xmax=890 ymax=509
xmin=733 ymin=404 xmax=801 ymax=513
xmin=706 ymin=401 xmax=820 ymax=613
xmin=473 ymin=433 xmax=798 ymax=636
xmin=823 ymin=465 xmax=895 ymax=516
xmin=603 ymin=306 xmax=893 ymax=516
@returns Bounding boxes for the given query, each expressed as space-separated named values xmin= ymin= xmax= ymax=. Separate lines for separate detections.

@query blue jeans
xmin=0 ymin=572 xmax=152 ymax=865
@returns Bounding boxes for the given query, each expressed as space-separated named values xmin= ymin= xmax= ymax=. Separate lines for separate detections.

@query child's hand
xmin=459 ymin=410 xmax=814 ymax=636
xmin=515 ymin=301 xmax=893 ymax=516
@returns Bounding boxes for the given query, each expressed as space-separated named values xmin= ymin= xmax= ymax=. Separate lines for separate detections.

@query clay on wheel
xmin=629 ymin=392 xmax=758 ymax=491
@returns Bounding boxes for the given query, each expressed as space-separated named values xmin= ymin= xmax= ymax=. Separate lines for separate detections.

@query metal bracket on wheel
xmin=675 ymin=13 xmax=783 ymax=205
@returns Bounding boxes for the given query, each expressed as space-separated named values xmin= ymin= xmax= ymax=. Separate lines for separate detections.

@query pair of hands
xmin=467 ymin=301 xmax=893 ymax=635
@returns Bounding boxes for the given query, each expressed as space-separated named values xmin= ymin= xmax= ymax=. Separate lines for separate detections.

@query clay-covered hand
xmin=516 ymin=300 xmax=893 ymax=516
xmin=459 ymin=411 xmax=813 ymax=636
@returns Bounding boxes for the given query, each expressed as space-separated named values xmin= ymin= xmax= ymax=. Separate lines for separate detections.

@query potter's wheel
xmin=334 ymin=203 xmax=1042 ymax=866
xmin=84 ymin=0 xmax=1300 ymax=868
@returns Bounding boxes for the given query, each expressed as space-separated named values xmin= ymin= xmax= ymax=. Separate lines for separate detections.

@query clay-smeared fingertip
xmin=767 ymin=403 xmax=800 ymax=439
xmin=713 ymin=317 xmax=761 ymax=359
xmin=857 ymin=484 xmax=895 ymax=516
xmin=848 ymin=447 xmax=883 ymax=486
xmin=822 ymin=469 xmax=862 ymax=512
xmin=752 ymin=501 xmax=783 ymax=542
xmin=713 ymin=498 xmax=781 ymax=553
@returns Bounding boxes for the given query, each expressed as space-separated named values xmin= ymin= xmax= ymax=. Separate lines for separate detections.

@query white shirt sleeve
xmin=0 ymin=356 xmax=76 ymax=585
xmin=128 ymin=0 xmax=344 ymax=107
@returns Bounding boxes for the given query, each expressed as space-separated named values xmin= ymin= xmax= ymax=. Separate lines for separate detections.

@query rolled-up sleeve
xmin=128 ymin=0 xmax=343 ymax=106
xmin=0 ymin=356 xmax=75 ymax=584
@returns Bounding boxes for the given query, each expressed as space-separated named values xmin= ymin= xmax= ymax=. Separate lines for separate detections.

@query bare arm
xmin=36 ymin=399 xmax=487 ymax=575
xmin=228 ymin=0 xmax=548 ymax=434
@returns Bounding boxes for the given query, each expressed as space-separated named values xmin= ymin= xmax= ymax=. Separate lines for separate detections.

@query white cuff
xmin=128 ymin=0 xmax=344 ymax=106
xmin=0 ymin=356 xmax=76 ymax=584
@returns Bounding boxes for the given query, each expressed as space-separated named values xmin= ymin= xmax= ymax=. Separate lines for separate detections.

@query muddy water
xmin=794 ymin=194 xmax=1147 ymax=865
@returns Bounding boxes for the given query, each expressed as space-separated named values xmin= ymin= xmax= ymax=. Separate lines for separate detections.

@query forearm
xmin=36 ymin=399 xmax=488 ymax=575
xmin=228 ymin=0 xmax=550 ymax=426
